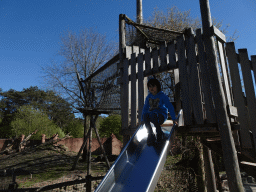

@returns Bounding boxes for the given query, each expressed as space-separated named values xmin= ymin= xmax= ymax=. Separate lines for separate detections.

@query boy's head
xmin=147 ymin=78 xmax=161 ymax=95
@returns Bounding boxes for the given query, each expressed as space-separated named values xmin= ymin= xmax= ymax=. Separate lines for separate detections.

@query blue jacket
xmin=141 ymin=91 xmax=176 ymax=122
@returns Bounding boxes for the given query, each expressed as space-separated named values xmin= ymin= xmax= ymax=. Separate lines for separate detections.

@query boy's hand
xmin=173 ymin=120 xmax=178 ymax=125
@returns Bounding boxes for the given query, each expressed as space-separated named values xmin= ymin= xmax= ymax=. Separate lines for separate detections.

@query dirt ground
xmin=0 ymin=144 xmax=188 ymax=191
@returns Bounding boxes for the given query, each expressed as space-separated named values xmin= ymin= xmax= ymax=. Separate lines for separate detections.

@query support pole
xmin=119 ymin=14 xmax=130 ymax=146
xmin=197 ymin=140 xmax=207 ymax=192
xmin=212 ymin=152 xmax=223 ymax=191
xmin=86 ymin=115 xmax=93 ymax=192
xmin=136 ymin=0 xmax=143 ymax=24
xmin=199 ymin=0 xmax=244 ymax=191
xmin=92 ymin=115 xmax=111 ymax=169
xmin=203 ymin=146 xmax=217 ymax=191
xmin=82 ymin=113 xmax=89 ymax=161
xmin=71 ymin=127 xmax=91 ymax=170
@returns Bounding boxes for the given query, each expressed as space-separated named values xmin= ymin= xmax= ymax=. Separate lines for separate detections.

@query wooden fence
xmin=119 ymin=26 xmax=256 ymax=153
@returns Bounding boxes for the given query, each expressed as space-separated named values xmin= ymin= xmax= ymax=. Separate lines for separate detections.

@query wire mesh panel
xmin=124 ymin=15 xmax=183 ymax=48
xmin=82 ymin=54 xmax=121 ymax=114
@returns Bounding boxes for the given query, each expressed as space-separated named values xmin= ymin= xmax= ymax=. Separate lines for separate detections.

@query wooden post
xmin=92 ymin=115 xmax=110 ymax=169
xmin=71 ymin=127 xmax=91 ymax=170
xmin=212 ymin=152 xmax=223 ymax=191
xmin=199 ymin=0 xmax=244 ymax=191
xmin=203 ymin=145 xmax=217 ymax=191
xmin=136 ymin=0 xmax=143 ymax=24
xmin=119 ymin=14 xmax=130 ymax=146
xmin=82 ymin=113 xmax=89 ymax=161
xmin=197 ymin=140 xmax=207 ymax=192
xmin=86 ymin=115 xmax=93 ymax=192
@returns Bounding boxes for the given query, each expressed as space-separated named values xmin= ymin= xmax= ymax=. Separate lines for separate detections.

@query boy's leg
xmin=143 ymin=113 xmax=153 ymax=134
xmin=143 ymin=113 xmax=155 ymax=144
xmin=151 ymin=113 xmax=165 ymax=141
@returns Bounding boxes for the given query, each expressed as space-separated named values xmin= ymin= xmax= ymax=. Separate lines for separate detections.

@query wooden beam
xmin=136 ymin=0 xmax=143 ymax=24
xmin=211 ymin=25 xmax=226 ymax=43
xmin=203 ymin=146 xmax=217 ymax=192
xmin=199 ymin=0 xmax=244 ymax=191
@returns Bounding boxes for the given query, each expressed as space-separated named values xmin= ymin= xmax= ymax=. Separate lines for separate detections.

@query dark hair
xmin=147 ymin=78 xmax=161 ymax=92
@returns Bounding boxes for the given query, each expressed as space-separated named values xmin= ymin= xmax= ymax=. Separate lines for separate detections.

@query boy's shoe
xmin=147 ymin=134 xmax=156 ymax=145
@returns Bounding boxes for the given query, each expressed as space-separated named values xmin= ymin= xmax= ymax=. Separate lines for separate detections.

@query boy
xmin=141 ymin=78 xmax=177 ymax=143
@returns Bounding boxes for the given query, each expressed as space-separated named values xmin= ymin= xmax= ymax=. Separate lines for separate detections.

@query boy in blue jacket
xmin=141 ymin=78 xmax=177 ymax=143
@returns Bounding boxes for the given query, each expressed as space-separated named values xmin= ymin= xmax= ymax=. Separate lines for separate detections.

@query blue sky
xmin=1 ymin=0 xmax=256 ymax=93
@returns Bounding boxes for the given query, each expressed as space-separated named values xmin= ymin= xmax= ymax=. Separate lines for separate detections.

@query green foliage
xmin=99 ymin=114 xmax=122 ymax=141
xmin=65 ymin=118 xmax=84 ymax=138
xmin=0 ymin=86 xmax=75 ymax=136
xmin=10 ymin=105 xmax=65 ymax=140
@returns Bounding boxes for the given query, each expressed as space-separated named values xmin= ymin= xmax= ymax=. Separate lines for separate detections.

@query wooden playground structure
xmin=115 ymin=0 xmax=256 ymax=191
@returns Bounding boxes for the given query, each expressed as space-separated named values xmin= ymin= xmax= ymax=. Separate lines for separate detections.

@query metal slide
xmin=95 ymin=110 xmax=183 ymax=192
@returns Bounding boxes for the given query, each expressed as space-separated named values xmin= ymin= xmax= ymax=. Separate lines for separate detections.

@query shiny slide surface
xmin=95 ymin=110 xmax=183 ymax=192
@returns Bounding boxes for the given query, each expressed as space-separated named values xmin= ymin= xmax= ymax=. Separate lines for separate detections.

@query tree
xmin=10 ymin=105 xmax=65 ymax=140
xmin=144 ymin=6 xmax=238 ymax=41
xmin=42 ymin=28 xmax=118 ymax=160
xmin=0 ymin=86 xmax=75 ymax=135
xmin=99 ymin=114 xmax=122 ymax=141
xmin=42 ymin=28 xmax=117 ymax=114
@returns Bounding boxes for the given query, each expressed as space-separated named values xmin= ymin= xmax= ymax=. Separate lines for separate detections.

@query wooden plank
xmin=226 ymin=42 xmax=252 ymax=149
xmin=211 ymin=25 xmax=226 ymax=43
xmin=239 ymin=48 xmax=256 ymax=151
xmin=152 ymin=47 xmax=159 ymax=74
xmin=122 ymin=58 xmax=130 ymax=130
xmin=167 ymin=41 xmax=177 ymax=69
xmin=159 ymin=41 xmax=168 ymax=72
xmin=145 ymin=47 xmax=152 ymax=76
xmin=125 ymin=46 xmax=132 ymax=117
xmin=132 ymin=46 xmax=140 ymax=56
xmin=196 ymin=28 xmax=216 ymax=123
xmin=130 ymin=53 xmax=137 ymax=128
xmin=138 ymin=53 xmax=145 ymax=123
xmin=140 ymin=48 xmax=145 ymax=54
xmin=251 ymin=55 xmax=256 ymax=86
xmin=174 ymin=68 xmax=181 ymax=113
xmin=125 ymin=46 xmax=132 ymax=59
xmin=186 ymin=28 xmax=204 ymax=124
xmin=133 ymin=46 xmax=140 ymax=126
xmin=217 ymin=40 xmax=233 ymax=106
xmin=176 ymin=35 xmax=192 ymax=125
